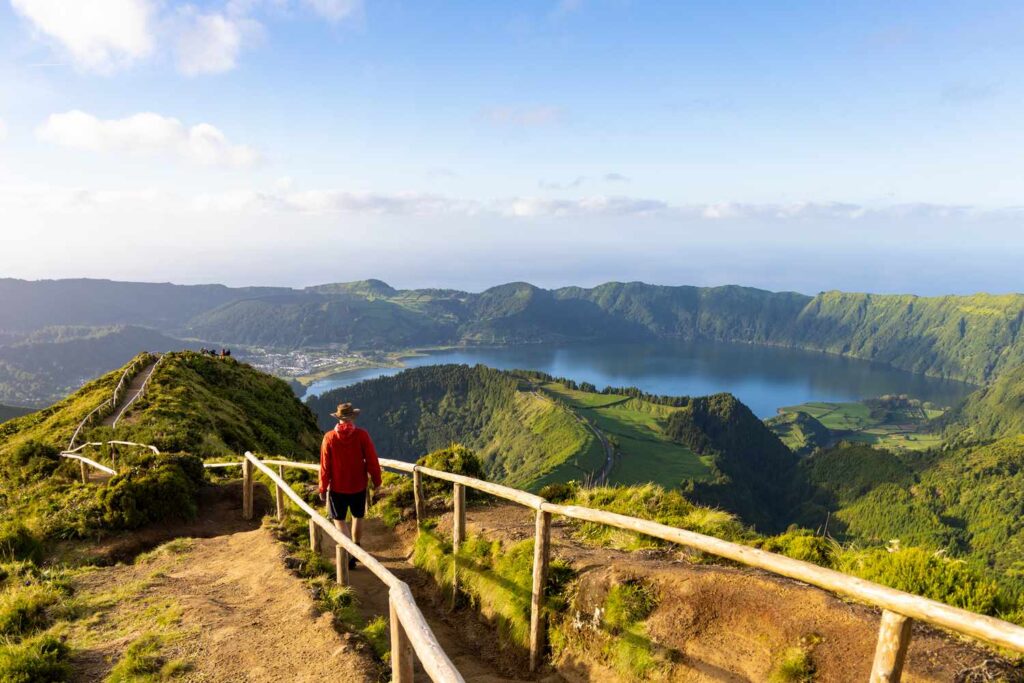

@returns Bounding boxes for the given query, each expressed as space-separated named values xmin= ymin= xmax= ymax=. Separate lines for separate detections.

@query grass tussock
xmin=412 ymin=524 xmax=574 ymax=651
xmin=104 ymin=632 xmax=191 ymax=682
xmin=556 ymin=483 xmax=751 ymax=551
xmin=0 ymin=633 xmax=71 ymax=683
xmin=768 ymin=636 xmax=819 ymax=683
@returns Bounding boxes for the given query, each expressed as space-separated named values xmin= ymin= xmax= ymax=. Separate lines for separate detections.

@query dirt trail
xmin=101 ymin=358 xmax=158 ymax=427
xmin=328 ymin=515 xmax=563 ymax=683
xmin=67 ymin=488 xmax=378 ymax=682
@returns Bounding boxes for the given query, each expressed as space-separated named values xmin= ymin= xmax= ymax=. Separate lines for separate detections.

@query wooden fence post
xmin=309 ymin=518 xmax=322 ymax=554
xmin=452 ymin=483 xmax=466 ymax=605
xmin=275 ymin=465 xmax=286 ymax=521
xmin=870 ymin=610 xmax=912 ymax=683
xmin=530 ymin=509 xmax=552 ymax=672
xmin=241 ymin=458 xmax=253 ymax=520
xmin=390 ymin=596 xmax=414 ymax=683
xmin=413 ymin=468 xmax=425 ymax=526
xmin=336 ymin=543 xmax=349 ymax=587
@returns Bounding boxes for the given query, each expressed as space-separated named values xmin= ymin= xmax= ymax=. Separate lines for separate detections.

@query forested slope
xmin=307 ymin=365 xmax=799 ymax=526
xmin=0 ymin=325 xmax=189 ymax=406
xmin=5 ymin=278 xmax=1024 ymax=386
xmin=941 ymin=365 xmax=1024 ymax=441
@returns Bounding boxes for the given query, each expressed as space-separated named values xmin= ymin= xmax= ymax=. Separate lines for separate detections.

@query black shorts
xmin=328 ymin=489 xmax=367 ymax=520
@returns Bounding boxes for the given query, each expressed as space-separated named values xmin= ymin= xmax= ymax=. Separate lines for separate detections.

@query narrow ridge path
xmin=326 ymin=517 xmax=563 ymax=683
xmin=102 ymin=358 xmax=159 ymax=427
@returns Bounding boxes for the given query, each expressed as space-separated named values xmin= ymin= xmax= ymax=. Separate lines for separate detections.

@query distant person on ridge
xmin=318 ymin=402 xmax=382 ymax=570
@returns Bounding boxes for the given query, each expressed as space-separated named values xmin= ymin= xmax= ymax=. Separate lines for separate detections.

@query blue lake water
xmin=302 ymin=341 xmax=976 ymax=418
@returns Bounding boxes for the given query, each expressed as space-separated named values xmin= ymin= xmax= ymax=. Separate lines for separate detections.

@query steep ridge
xmin=101 ymin=356 xmax=160 ymax=427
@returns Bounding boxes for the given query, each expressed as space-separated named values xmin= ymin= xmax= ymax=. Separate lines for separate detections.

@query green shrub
xmin=537 ymin=481 xmax=578 ymax=503
xmin=0 ymin=634 xmax=71 ymax=683
xmin=97 ymin=456 xmax=204 ymax=530
xmin=838 ymin=546 xmax=1003 ymax=615
xmin=417 ymin=444 xmax=485 ymax=497
xmin=0 ymin=585 xmax=61 ymax=636
xmin=361 ymin=616 xmax=390 ymax=661
xmin=0 ymin=523 xmax=41 ymax=564
xmin=600 ymin=578 xmax=662 ymax=678
xmin=768 ymin=645 xmax=815 ymax=682
xmin=603 ymin=580 xmax=658 ymax=632
xmin=756 ymin=529 xmax=837 ymax=567
xmin=4 ymin=441 xmax=62 ymax=483
xmin=569 ymin=484 xmax=751 ymax=550
xmin=413 ymin=528 xmax=574 ymax=651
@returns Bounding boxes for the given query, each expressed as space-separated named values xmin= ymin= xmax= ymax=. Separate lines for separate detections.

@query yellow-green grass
xmin=779 ymin=401 xmax=874 ymax=431
xmin=543 ymin=384 xmax=712 ymax=486
xmin=536 ymin=385 xmax=712 ymax=485
xmin=778 ymin=400 xmax=943 ymax=452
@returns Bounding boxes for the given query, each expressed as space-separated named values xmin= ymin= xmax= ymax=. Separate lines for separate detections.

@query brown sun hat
xmin=330 ymin=402 xmax=361 ymax=419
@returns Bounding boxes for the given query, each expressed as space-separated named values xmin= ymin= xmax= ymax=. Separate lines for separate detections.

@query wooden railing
xmin=111 ymin=353 xmax=165 ymax=428
xmin=61 ymin=440 xmax=161 ymax=482
xmin=67 ymin=353 xmax=157 ymax=450
xmin=230 ymin=453 xmax=464 ymax=683
xmin=235 ymin=455 xmax=1024 ymax=682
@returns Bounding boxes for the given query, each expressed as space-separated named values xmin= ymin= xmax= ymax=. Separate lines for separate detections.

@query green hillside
xmin=307 ymin=365 xmax=797 ymax=528
xmin=764 ymin=410 xmax=831 ymax=454
xmin=6 ymin=279 xmax=1024 ymax=407
xmin=97 ymin=352 xmax=322 ymax=457
xmin=187 ymin=280 xmax=1024 ymax=384
xmin=941 ymin=365 xmax=1024 ymax=442
xmin=0 ymin=325 xmax=189 ymax=406
xmin=796 ymin=436 xmax=1024 ymax=589
xmin=772 ymin=396 xmax=946 ymax=452
xmin=306 ymin=364 xmax=600 ymax=489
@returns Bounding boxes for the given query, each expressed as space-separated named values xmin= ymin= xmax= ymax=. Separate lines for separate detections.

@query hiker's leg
xmin=351 ymin=515 xmax=363 ymax=544
xmin=332 ymin=518 xmax=351 ymax=539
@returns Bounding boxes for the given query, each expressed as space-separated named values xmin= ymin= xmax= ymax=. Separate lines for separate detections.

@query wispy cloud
xmin=603 ymin=173 xmax=630 ymax=183
xmin=10 ymin=0 xmax=155 ymax=73
xmin=36 ymin=110 xmax=259 ymax=167
xmin=539 ymin=176 xmax=585 ymax=190
xmin=174 ymin=8 xmax=261 ymax=76
xmin=483 ymin=105 xmax=562 ymax=127
xmin=10 ymin=0 xmax=359 ymax=75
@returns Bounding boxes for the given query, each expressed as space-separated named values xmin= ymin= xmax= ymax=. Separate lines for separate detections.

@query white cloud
xmin=175 ymin=10 xmax=258 ymax=76
xmin=484 ymin=106 xmax=562 ymax=127
xmin=10 ymin=0 xmax=154 ymax=72
xmin=36 ymin=110 xmax=259 ymax=167
xmin=302 ymin=0 xmax=362 ymax=22
xmin=0 ymin=118 xmax=7 ymax=142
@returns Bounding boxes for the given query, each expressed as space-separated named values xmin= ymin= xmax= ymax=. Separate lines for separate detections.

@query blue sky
xmin=1 ymin=0 xmax=1023 ymax=294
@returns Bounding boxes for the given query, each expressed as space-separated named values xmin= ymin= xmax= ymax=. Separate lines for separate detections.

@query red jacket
xmin=319 ymin=422 xmax=383 ymax=495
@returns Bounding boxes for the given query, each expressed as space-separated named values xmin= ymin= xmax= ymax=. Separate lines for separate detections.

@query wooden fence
xmin=67 ymin=353 xmax=157 ymax=450
xmin=60 ymin=440 xmax=160 ymax=482
xmin=234 ymin=452 xmax=464 ymax=683
xmin=245 ymin=455 xmax=1024 ymax=682
xmin=65 ymin=448 xmax=1024 ymax=682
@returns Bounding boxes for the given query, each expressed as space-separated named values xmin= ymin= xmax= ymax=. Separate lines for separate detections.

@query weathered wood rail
xmin=60 ymin=440 xmax=160 ymax=482
xmin=64 ymin=448 xmax=1018 ymax=681
xmin=239 ymin=455 xmax=1024 ymax=682
xmin=231 ymin=453 xmax=464 ymax=683
xmin=67 ymin=352 xmax=159 ymax=450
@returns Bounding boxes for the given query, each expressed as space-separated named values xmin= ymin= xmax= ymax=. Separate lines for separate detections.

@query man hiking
xmin=318 ymin=402 xmax=382 ymax=570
